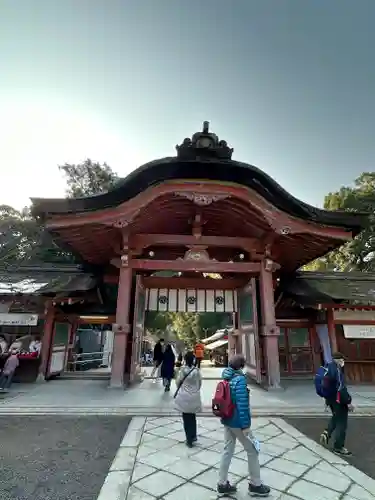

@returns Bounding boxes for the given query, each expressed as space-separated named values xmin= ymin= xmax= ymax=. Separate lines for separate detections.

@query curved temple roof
xmin=31 ymin=122 xmax=368 ymax=234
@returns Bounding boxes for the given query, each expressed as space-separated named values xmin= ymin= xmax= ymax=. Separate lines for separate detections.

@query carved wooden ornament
xmin=175 ymin=192 xmax=229 ymax=206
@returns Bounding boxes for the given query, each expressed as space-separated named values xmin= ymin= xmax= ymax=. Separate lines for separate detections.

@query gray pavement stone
xmin=0 ymin=416 xmax=130 ymax=500
xmin=96 ymin=415 xmax=375 ymax=499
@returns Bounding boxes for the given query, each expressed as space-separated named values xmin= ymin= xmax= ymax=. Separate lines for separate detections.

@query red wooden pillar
xmin=39 ymin=304 xmax=55 ymax=380
xmin=110 ymin=263 xmax=132 ymax=388
xmin=327 ymin=308 xmax=338 ymax=353
xmin=259 ymin=260 xmax=281 ymax=389
xmin=228 ymin=314 xmax=237 ymax=357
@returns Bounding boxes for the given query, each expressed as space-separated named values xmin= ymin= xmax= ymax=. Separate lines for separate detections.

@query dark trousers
xmin=163 ymin=378 xmax=172 ymax=390
xmin=182 ymin=413 xmax=197 ymax=445
xmin=326 ymin=402 xmax=348 ymax=449
xmin=195 ymin=358 xmax=202 ymax=368
xmin=0 ymin=372 xmax=14 ymax=389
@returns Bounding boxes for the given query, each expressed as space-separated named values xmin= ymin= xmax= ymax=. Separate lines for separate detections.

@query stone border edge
xmin=96 ymin=416 xmax=146 ymax=500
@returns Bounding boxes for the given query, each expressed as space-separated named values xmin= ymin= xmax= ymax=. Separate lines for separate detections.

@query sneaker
xmin=333 ymin=447 xmax=352 ymax=456
xmin=249 ymin=483 xmax=271 ymax=497
xmin=320 ymin=430 xmax=329 ymax=447
xmin=217 ymin=481 xmax=237 ymax=496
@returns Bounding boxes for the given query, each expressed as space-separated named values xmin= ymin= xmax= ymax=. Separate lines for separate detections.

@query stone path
xmin=97 ymin=416 xmax=375 ymax=500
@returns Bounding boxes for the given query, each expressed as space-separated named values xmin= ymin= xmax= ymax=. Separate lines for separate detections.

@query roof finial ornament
xmin=176 ymin=122 xmax=233 ymax=161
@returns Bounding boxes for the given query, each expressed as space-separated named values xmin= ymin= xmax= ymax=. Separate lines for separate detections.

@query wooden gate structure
xmin=31 ymin=122 xmax=367 ymax=388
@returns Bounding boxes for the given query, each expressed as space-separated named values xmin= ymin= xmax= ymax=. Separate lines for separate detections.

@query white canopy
xmin=203 ymin=328 xmax=232 ymax=344
xmin=205 ymin=339 xmax=228 ymax=351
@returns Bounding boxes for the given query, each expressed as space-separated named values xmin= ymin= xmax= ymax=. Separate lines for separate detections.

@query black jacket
xmin=160 ymin=347 xmax=175 ymax=380
xmin=153 ymin=342 xmax=164 ymax=362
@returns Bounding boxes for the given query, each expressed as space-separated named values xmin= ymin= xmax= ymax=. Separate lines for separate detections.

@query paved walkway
xmin=0 ymin=415 xmax=130 ymax=500
xmin=98 ymin=416 xmax=375 ymax=500
xmin=2 ymin=378 xmax=375 ymax=416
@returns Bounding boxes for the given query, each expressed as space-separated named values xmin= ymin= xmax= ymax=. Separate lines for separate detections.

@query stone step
xmin=61 ymin=372 xmax=110 ymax=380
xmin=0 ymin=406 xmax=374 ymax=416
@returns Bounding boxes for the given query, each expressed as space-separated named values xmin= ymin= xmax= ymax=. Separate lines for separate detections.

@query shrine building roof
xmin=281 ymin=271 xmax=375 ymax=306
xmin=29 ymin=123 xmax=370 ymax=270
xmin=0 ymin=264 xmax=97 ymax=298
xmin=31 ymin=122 xmax=367 ymax=234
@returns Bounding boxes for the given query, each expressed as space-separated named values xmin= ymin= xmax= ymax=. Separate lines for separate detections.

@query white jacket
xmin=174 ymin=366 xmax=202 ymax=414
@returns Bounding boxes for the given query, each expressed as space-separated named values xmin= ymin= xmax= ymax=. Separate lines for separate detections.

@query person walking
xmin=194 ymin=341 xmax=205 ymax=368
xmin=151 ymin=338 xmax=164 ymax=382
xmin=217 ymin=354 xmax=270 ymax=497
xmin=160 ymin=344 xmax=175 ymax=392
xmin=174 ymin=352 xmax=183 ymax=379
xmin=174 ymin=351 xmax=202 ymax=447
xmin=0 ymin=350 xmax=19 ymax=391
xmin=319 ymin=352 xmax=354 ymax=456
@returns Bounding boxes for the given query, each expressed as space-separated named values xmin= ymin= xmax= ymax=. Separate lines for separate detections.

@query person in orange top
xmin=194 ymin=342 xmax=205 ymax=369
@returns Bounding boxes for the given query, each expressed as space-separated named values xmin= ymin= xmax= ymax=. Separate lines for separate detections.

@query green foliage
xmin=301 ymin=258 xmax=331 ymax=272
xmin=303 ymin=172 xmax=375 ymax=272
xmin=59 ymin=159 xmax=119 ymax=198
xmin=144 ymin=311 xmax=173 ymax=335
xmin=168 ymin=313 xmax=199 ymax=346
xmin=197 ymin=312 xmax=231 ymax=337
xmin=0 ymin=205 xmax=75 ymax=266
xmin=144 ymin=311 xmax=229 ymax=347
xmin=0 ymin=160 xmax=119 ymax=266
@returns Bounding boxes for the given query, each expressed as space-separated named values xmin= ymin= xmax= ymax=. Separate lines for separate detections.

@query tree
xmin=168 ymin=313 xmax=200 ymax=346
xmin=196 ymin=312 xmax=231 ymax=337
xmin=0 ymin=160 xmax=120 ymax=267
xmin=303 ymin=172 xmax=375 ymax=272
xmin=144 ymin=311 xmax=229 ymax=347
xmin=0 ymin=205 xmax=75 ymax=266
xmin=144 ymin=311 xmax=173 ymax=336
xmin=59 ymin=159 xmax=119 ymax=198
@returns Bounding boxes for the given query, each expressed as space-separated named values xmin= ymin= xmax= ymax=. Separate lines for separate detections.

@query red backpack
xmin=212 ymin=380 xmax=235 ymax=418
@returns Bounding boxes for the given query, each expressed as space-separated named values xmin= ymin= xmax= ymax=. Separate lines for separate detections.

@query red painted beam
xmin=131 ymin=234 xmax=260 ymax=251
xmin=131 ymin=259 xmax=260 ymax=273
xmin=143 ymin=276 xmax=247 ymax=289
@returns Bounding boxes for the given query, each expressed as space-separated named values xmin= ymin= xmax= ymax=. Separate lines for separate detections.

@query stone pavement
xmin=0 ymin=415 xmax=130 ymax=500
xmin=3 ymin=378 xmax=375 ymax=416
xmin=98 ymin=416 xmax=375 ymax=500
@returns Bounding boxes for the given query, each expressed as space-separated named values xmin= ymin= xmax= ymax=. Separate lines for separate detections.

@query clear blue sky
xmin=1 ymin=0 xmax=374 ymax=209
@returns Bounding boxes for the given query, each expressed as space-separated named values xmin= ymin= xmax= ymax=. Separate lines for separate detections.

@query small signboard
xmin=334 ymin=310 xmax=375 ymax=322
xmin=343 ymin=325 xmax=375 ymax=339
xmin=0 ymin=313 xmax=38 ymax=326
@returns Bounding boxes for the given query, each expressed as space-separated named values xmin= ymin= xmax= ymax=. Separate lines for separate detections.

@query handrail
xmin=67 ymin=350 xmax=113 ymax=368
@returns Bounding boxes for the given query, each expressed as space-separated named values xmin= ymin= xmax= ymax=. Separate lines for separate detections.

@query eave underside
xmin=45 ymin=194 xmax=352 ymax=272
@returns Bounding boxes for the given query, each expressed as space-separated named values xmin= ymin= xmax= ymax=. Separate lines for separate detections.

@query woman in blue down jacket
xmin=217 ymin=354 xmax=270 ymax=497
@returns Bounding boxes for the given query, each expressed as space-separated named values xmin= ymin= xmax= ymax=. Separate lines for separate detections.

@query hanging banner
xmin=0 ymin=313 xmax=38 ymax=326
xmin=343 ymin=325 xmax=375 ymax=339
xmin=145 ymin=288 xmax=237 ymax=312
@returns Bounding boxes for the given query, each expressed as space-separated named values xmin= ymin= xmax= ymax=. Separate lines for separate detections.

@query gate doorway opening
xmin=140 ymin=311 xmax=234 ymax=379
xmin=130 ymin=276 xmax=262 ymax=385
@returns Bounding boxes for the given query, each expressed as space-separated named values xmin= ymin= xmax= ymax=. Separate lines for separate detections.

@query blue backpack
xmin=314 ymin=365 xmax=336 ymax=399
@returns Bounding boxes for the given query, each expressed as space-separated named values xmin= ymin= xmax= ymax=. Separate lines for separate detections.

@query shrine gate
xmin=31 ymin=122 xmax=365 ymax=389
